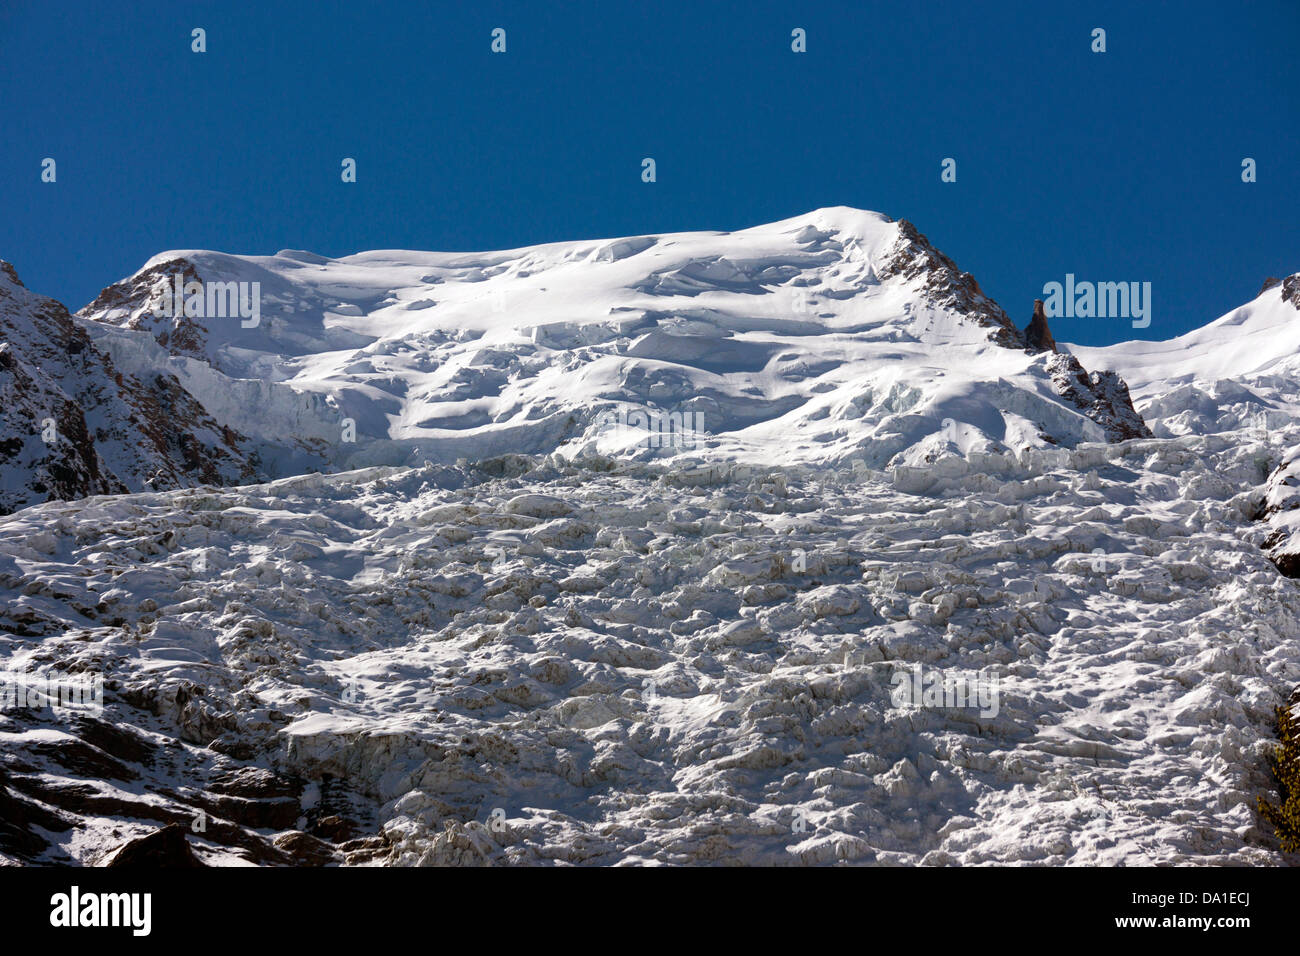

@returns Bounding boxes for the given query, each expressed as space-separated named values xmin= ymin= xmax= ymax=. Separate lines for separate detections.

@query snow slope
xmin=1072 ymin=273 xmax=1300 ymax=574
xmin=1071 ymin=274 xmax=1300 ymax=438
xmin=79 ymin=208 xmax=1148 ymax=478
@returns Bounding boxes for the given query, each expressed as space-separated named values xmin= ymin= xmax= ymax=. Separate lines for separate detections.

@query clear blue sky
xmin=1 ymin=0 xmax=1295 ymax=346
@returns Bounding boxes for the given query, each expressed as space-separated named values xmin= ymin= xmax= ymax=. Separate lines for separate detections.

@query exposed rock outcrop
xmin=104 ymin=824 xmax=204 ymax=868
xmin=80 ymin=257 xmax=211 ymax=359
xmin=1258 ymin=274 xmax=1300 ymax=309
xmin=0 ymin=260 xmax=258 ymax=513
xmin=1284 ymin=274 xmax=1300 ymax=310
xmin=1259 ymin=447 xmax=1300 ymax=577
xmin=1046 ymin=352 xmax=1152 ymax=441
xmin=878 ymin=219 xmax=1026 ymax=349
xmin=1023 ymin=298 xmax=1058 ymax=353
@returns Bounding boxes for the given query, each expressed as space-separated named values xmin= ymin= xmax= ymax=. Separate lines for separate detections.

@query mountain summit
xmin=73 ymin=207 xmax=1149 ymax=483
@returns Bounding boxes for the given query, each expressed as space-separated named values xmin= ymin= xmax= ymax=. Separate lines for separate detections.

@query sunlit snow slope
xmin=79 ymin=208 xmax=1147 ymax=477
xmin=1072 ymin=275 xmax=1300 ymax=438
xmin=7 ymin=218 xmax=1300 ymax=869
xmin=1072 ymin=274 xmax=1300 ymax=573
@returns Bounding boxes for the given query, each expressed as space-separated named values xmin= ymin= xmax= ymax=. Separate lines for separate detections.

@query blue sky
xmin=1 ymin=0 xmax=1295 ymax=346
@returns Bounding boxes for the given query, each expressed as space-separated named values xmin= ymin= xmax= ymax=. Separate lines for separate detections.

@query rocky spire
xmin=1023 ymin=298 xmax=1058 ymax=353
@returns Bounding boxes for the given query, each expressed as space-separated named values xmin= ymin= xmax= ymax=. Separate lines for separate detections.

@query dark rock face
xmin=0 ymin=260 xmax=257 ymax=514
xmin=0 ymin=689 xmax=374 ymax=865
xmin=1272 ymin=551 xmax=1300 ymax=578
xmin=80 ymin=257 xmax=211 ymax=360
xmin=273 ymin=830 xmax=337 ymax=866
xmin=104 ymin=824 xmax=203 ymax=867
xmin=1045 ymin=353 xmax=1152 ymax=441
xmin=0 ymin=766 xmax=73 ymax=861
xmin=878 ymin=220 xmax=1026 ymax=349
xmin=1283 ymin=274 xmax=1300 ymax=310
xmin=1023 ymin=299 xmax=1058 ymax=353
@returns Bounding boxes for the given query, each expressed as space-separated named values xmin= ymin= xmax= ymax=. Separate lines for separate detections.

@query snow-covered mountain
xmin=4 ymin=215 xmax=1300 ymax=868
xmin=0 ymin=261 xmax=256 ymax=515
xmin=77 ymin=208 xmax=1148 ymax=481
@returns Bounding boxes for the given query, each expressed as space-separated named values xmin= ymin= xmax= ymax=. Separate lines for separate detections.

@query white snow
xmin=2 ymin=217 xmax=1297 ymax=866
xmin=0 ymin=429 xmax=1294 ymax=864
xmin=1072 ymin=277 xmax=1300 ymax=440
xmin=80 ymin=208 xmax=1135 ymax=476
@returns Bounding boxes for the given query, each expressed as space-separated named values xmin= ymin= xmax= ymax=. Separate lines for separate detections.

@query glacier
xmin=1 ymin=209 xmax=1298 ymax=866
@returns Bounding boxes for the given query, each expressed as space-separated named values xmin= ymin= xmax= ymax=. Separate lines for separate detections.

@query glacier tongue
xmin=0 ymin=429 xmax=1294 ymax=865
